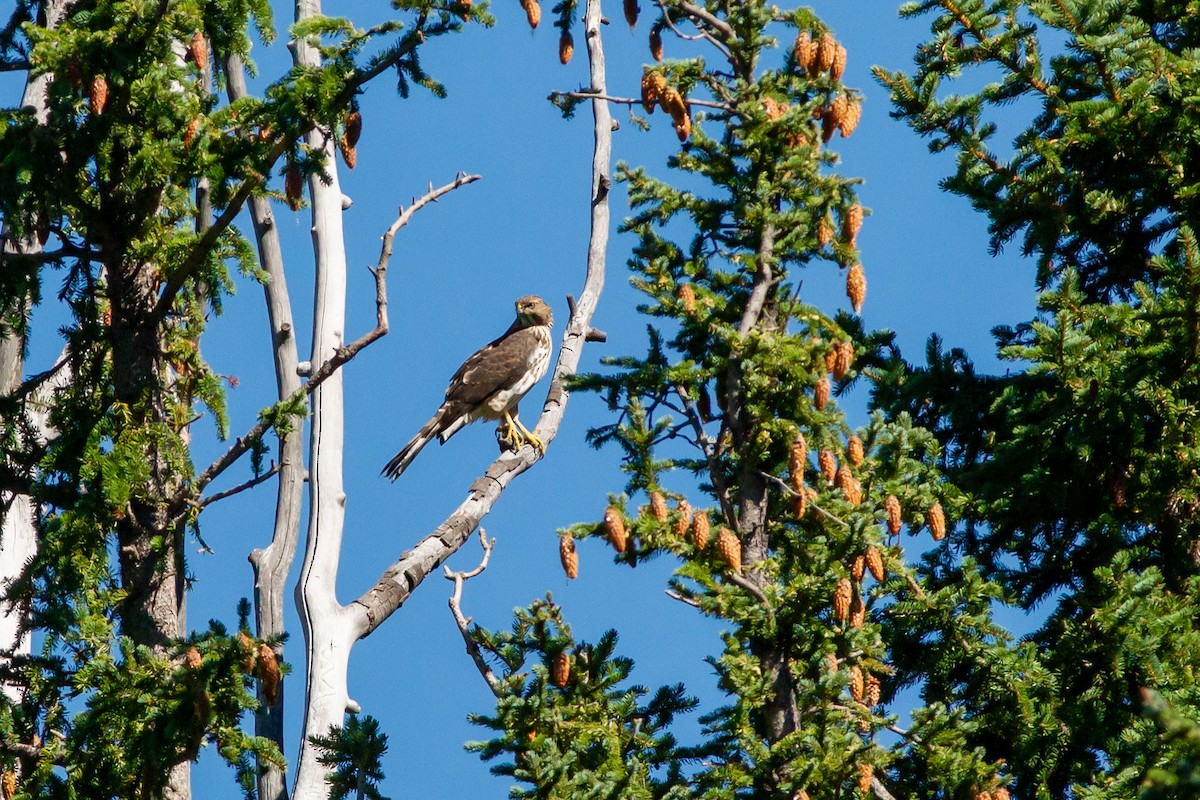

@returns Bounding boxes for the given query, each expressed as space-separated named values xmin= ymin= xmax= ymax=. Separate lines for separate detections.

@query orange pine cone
xmin=183 ymin=116 xmax=201 ymax=148
xmin=520 ymin=0 xmax=541 ymax=29
xmin=843 ymin=202 xmax=863 ymax=248
xmin=839 ymin=98 xmax=862 ymax=137
xmin=691 ymin=511 xmax=710 ymax=550
xmin=551 ymin=650 xmax=570 ymax=687
xmin=846 ymin=263 xmax=866 ymax=313
xmin=857 ymin=762 xmax=873 ymax=796
xmin=185 ymin=646 xmax=202 ymax=670
xmin=992 ymin=789 xmax=1011 ymax=800
xmin=833 ymin=340 xmax=854 ymax=381
xmin=604 ymin=506 xmax=627 ymax=553
xmin=815 ymin=375 xmax=831 ymax=410
xmin=673 ymin=499 xmax=693 ymax=538
xmin=815 ymin=32 xmax=837 ymax=74
xmin=716 ymin=527 xmax=741 ymax=572
xmin=847 ymin=434 xmax=864 ymax=467
xmin=2 ymin=770 xmax=14 ymax=800
xmin=928 ymin=501 xmax=946 ymax=541
xmin=833 ymin=577 xmax=852 ymax=621
xmin=660 ymin=86 xmax=687 ymax=118
xmin=825 ymin=653 xmax=839 ymax=674
xmin=865 ymin=546 xmax=885 ymax=581
xmin=976 ymin=792 xmax=993 ymax=800
xmin=559 ymin=535 xmax=578 ymax=579
xmin=819 ymin=449 xmax=837 ymax=484
xmin=789 ymin=432 xmax=807 ymax=477
xmin=650 ymin=491 xmax=669 ymax=522
xmin=191 ymin=30 xmax=208 ymax=71
xmin=285 ymin=166 xmax=303 ymax=211
xmin=623 ymin=0 xmax=638 ymax=27
xmin=831 ymin=42 xmax=847 ymax=81
xmin=792 ymin=489 xmax=807 ymax=519
xmin=794 ymin=31 xmax=815 ymax=73
xmin=237 ymin=631 xmax=256 ymax=673
xmin=678 ymin=282 xmax=695 ymax=311
xmin=835 ymin=464 xmax=852 ymax=491
xmin=674 ymin=113 xmax=692 ymax=142
xmin=90 ymin=74 xmax=108 ymax=114
xmin=885 ymin=494 xmax=902 ymax=535
xmin=849 ymin=665 xmax=864 ymax=701
xmin=559 ymin=31 xmax=574 ymax=64
xmin=866 ymin=673 xmax=881 ymax=706
xmin=851 ymin=555 xmax=865 ymax=583
xmin=849 ymin=592 xmax=865 ymax=627
xmin=344 ymin=110 xmax=363 ymax=147
xmin=817 ymin=215 xmax=833 ymax=248
xmin=257 ymin=643 xmax=280 ymax=707
xmin=339 ymin=138 xmax=357 ymax=170
xmin=650 ymin=26 xmax=664 ymax=61
xmin=641 ymin=71 xmax=666 ymax=114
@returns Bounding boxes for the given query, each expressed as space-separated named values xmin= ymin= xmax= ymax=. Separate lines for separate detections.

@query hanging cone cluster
xmin=658 ymin=86 xmax=691 ymax=141
xmin=520 ymin=0 xmax=540 ymax=28
xmin=814 ymin=32 xmax=837 ymax=75
xmin=559 ymin=535 xmax=578 ymax=579
xmin=604 ymin=506 xmax=627 ymax=553
xmin=831 ymin=42 xmax=847 ymax=81
xmin=691 ymin=511 xmax=710 ymax=550
xmin=846 ymin=263 xmax=866 ymax=313
xmin=794 ymin=32 xmax=815 ymax=72
xmin=641 ymin=70 xmax=666 ymax=113
xmin=839 ymin=98 xmax=862 ymax=137
xmin=558 ymin=31 xmax=574 ymax=64
xmin=833 ymin=577 xmax=852 ymax=621
xmin=650 ymin=491 xmax=668 ymax=522
xmin=822 ymin=94 xmax=847 ymax=143
xmin=551 ymin=651 xmax=570 ymax=688
xmin=885 ymin=494 xmax=902 ymax=535
xmin=716 ymin=527 xmax=741 ymax=572
xmin=928 ymin=501 xmax=946 ymax=540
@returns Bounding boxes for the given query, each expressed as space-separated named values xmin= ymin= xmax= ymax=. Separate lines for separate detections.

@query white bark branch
xmin=444 ymin=529 xmax=500 ymax=693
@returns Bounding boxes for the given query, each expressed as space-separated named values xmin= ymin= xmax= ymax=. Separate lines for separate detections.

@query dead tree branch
xmin=444 ymin=528 xmax=500 ymax=693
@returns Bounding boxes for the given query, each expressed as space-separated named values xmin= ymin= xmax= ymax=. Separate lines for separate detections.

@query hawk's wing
xmin=444 ymin=326 xmax=549 ymax=409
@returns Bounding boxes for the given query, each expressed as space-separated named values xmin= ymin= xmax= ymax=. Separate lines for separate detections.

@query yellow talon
xmin=501 ymin=410 xmax=545 ymax=456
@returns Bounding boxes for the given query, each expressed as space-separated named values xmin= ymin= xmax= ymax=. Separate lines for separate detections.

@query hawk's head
xmin=515 ymin=295 xmax=553 ymax=328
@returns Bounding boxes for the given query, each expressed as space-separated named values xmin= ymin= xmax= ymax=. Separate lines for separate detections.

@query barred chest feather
xmin=483 ymin=325 xmax=553 ymax=415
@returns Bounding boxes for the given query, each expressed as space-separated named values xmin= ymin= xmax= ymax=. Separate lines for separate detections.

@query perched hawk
xmin=382 ymin=295 xmax=554 ymax=481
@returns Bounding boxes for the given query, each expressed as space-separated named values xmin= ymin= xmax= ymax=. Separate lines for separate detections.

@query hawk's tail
xmin=382 ymin=413 xmax=443 ymax=481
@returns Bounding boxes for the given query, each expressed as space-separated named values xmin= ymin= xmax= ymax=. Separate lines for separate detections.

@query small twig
xmin=665 ymin=589 xmax=701 ymax=607
xmin=567 ymin=293 xmax=607 ymax=342
xmin=672 ymin=0 xmax=733 ymax=38
xmin=675 ymin=384 xmax=737 ymax=524
xmin=725 ymin=570 xmax=770 ymax=607
xmin=444 ymin=529 xmax=500 ymax=693
xmin=194 ymin=463 xmax=281 ymax=509
xmin=550 ymin=90 xmax=733 ymax=113
xmin=657 ymin=0 xmax=731 ymax=58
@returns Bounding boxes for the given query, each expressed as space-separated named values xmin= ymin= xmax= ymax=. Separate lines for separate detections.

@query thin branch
xmin=672 ymin=0 xmax=733 ymax=38
xmin=725 ymin=570 xmax=770 ymax=606
xmin=444 ymin=528 xmax=500 ymax=694
xmin=665 ymin=589 xmax=701 ymax=607
xmin=194 ymin=463 xmax=281 ymax=509
xmin=657 ymin=0 xmax=730 ymax=59
xmin=674 ymin=384 xmax=737 ymax=523
xmin=550 ymin=90 xmax=732 ymax=113
xmin=182 ymin=173 xmax=480 ymax=502
xmin=872 ymin=776 xmax=901 ymax=800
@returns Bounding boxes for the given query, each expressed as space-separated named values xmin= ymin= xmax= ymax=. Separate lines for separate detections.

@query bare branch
xmin=656 ymin=0 xmax=730 ymax=58
xmin=195 ymin=463 xmax=282 ymax=509
xmin=872 ymin=777 xmax=901 ymax=800
xmin=672 ymin=0 xmax=733 ymax=38
xmin=550 ymin=90 xmax=732 ymax=113
xmin=665 ymin=589 xmax=701 ymax=608
xmin=444 ymin=528 xmax=500 ymax=693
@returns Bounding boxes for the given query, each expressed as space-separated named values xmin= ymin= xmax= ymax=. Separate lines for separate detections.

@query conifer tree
xmin=871 ymin=1 xmax=1200 ymax=796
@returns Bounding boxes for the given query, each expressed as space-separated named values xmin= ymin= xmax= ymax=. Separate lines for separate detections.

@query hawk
xmin=382 ymin=295 xmax=554 ymax=481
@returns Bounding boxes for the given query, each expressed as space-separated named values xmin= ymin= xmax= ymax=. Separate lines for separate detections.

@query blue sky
xmin=15 ymin=0 xmax=1043 ymax=795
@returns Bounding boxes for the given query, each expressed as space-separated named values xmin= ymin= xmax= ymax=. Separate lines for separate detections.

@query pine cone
xmin=520 ymin=0 xmax=541 ymax=29
xmin=976 ymin=792 xmax=993 ymax=800
xmin=716 ymin=527 xmax=741 ymax=572
xmin=866 ymin=674 xmax=881 ymax=706
xmin=825 ymin=653 xmax=839 ymax=674
xmin=2 ymin=770 xmax=15 ymax=800
xmin=992 ymin=789 xmax=1011 ymax=800
xmin=183 ymin=116 xmax=201 ymax=148
xmin=558 ymin=31 xmax=574 ymax=64
xmin=835 ymin=464 xmax=853 ymax=491
xmin=833 ymin=340 xmax=854 ymax=381
xmin=90 ymin=74 xmax=108 ymax=114
xmin=237 ymin=631 xmax=256 ymax=673
xmin=839 ymin=98 xmax=862 ymax=137
xmin=551 ymin=651 xmax=570 ymax=687
xmin=825 ymin=94 xmax=848 ymax=143
xmin=819 ymin=449 xmax=837 ymax=484
xmin=673 ymin=499 xmax=693 ymax=538
xmin=789 ymin=432 xmax=807 ymax=485
xmin=339 ymin=138 xmax=357 ymax=170
xmin=847 ymin=434 xmax=864 ymax=466
xmin=815 ymin=32 xmax=837 ymax=75
xmin=794 ymin=31 xmax=815 ymax=73
xmin=833 ymin=577 xmax=852 ymax=621
xmin=885 ymin=494 xmax=902 ymax=535
xmin=678 ymin=282 xmax=695 ymax=311
xmin=831 ymin=42 xmax=847 ymax=81
xmin=604 ymin=506 xmax=627 ymax=553
xmin=257 ymin=643 xmax=280 ymax=707
xmin=185 ymin=646 xmax=202 ymax=670
xmin=857 ymin=762 xmax=873 ymax=796
xmin=190 ymin=30 xmax=208 ymax=71
xmin=641 ymin=71 xmax=666 ymax=114
xmin=849 ymin=665 xmax=864 ymax=701
xmin=673 ymin=112 xmax=692 ymax=142
xmin=928 ymin=501 xmax=946 ymax=541
xmin=821 ymin=106 xmax=837 ymax=143
xmin=815 ymin=375 xmax=831 ymax=410
xmin=650 ymin=26 xmax=664 ymax=61
xmin=865 ymin=546 xmax=885 ymax=581
xmin=851 ymin=555 xmax=865 ymax=583
xmin=650 ymin=491 xmax=669 ymax=522
xmin=344 ymin=111 xmax=363 ymax=147
xmin=623 ymin=0 xmax=638 ymax=27
xmin=285 ymin=165 xmax=303 ymax=211
xmin=846 ymin=263 xmax=866 ymax=313
xmin=691 ymin=511 xmax=710 ymax=550
xmin=849 ymin=592 xmax=865 ymax=627
xmin=792 ymin=489 xmax=807 ymax=519
xmin=843 ymin=202 xmax=864 ymax=248
xmin=817 ymin=215 xmax=833 ymax=248
xmin=559 ymin=535 xmax=578 ymax=579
